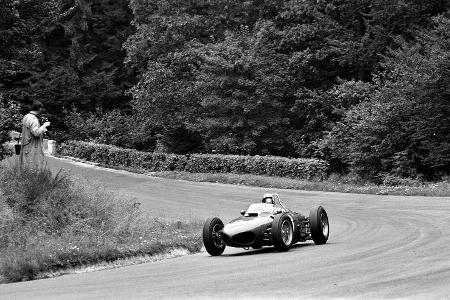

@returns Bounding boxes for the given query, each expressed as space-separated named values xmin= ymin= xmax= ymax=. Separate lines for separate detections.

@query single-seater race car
xmin=203 ymin=193 xmax=329 ymax=256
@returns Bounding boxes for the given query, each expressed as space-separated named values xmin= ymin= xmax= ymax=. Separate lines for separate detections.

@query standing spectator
xmin=19 ymin=101 xmax=51 ymax=169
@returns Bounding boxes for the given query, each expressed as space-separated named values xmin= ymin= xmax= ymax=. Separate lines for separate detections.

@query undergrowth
xmin=0 ymin=163 xmax=202 ymax=283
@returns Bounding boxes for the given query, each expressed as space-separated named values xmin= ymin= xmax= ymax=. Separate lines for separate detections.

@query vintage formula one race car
xmin=202 ymin=193 xmax=329 ymax=256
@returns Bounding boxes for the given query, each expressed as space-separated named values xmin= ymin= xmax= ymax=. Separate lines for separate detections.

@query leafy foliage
xmin=1 ymin=0 xmax=135 ymax=131
xmin=318 ymin=16 xmax=450 ymax=181
xmin=0 ymin=99 xmax=22 ymax=160
xmin=126 ymin=0 xmax=448 ymax=166
xmin=1 ymin=0 xmax=448 ymax=182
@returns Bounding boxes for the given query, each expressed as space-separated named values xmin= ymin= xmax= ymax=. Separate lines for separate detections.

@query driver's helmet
xmin=262 ymin=193 xmax=274 ymax=204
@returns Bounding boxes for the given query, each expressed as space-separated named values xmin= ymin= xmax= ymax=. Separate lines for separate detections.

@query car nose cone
xmin=221 ymin=216 xmax=272 ymax=247
xmin=223 ymin=216 xmax=271 ymax=236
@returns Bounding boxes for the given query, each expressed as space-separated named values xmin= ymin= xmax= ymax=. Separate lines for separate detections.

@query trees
xmin=0 ymin=0 xmax=57 ymax=158
xmin=192 ymin=31 xmax=294 ymax=155
xmin=1 ymin=0 xmax=448 ymax=181
xmin=0 ymin=0 xmax=59 ymax=104
xmin=125 ymin=0 xmax=357 ymax=154
xmin=125 ymin=0 xmax=270 ymax=152
xmin=1 ymin=0 xmax=134 ymax=132
xmin=125 ymin=0 xmax=448 ymax=180
xmin=318 ymin=16 xmax=450 ymax=181
xmin=126 ymin=0 xmax=448 ymax=157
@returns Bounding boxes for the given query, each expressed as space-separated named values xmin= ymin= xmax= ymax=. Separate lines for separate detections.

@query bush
xmin=58 ymin=140 xmax=330 ymax=179
xmin=0 ymin=100 xmax=21 ymax=160
xmin=63 ymin=109 xmax=133 ymax=146
xmin=0 ymin=163 xmax=202 ymax=282
xmin=62 ymin=109 xmax=158 ymax=152
xmin=381 ymin=174 xmax=423 ymax=187
xmin=185 ymin=154 xmax=329 ymax=180
xmin=317 ymin=17 xmax=450 ymax=182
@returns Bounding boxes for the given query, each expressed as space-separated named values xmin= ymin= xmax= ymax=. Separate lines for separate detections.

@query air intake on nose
xmin=232 ymin=232 xmax=255 ymax=245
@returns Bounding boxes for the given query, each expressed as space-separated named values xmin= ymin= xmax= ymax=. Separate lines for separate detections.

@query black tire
xmin=251 ymin=242 xmax=263 ymax=250
xmin=203 ymin=217 xmax=226 ymax=256
xmin=272 ymin=214 xmax=294 ymax=252
xmin=309 ymin=206 xmax=329 ymax=245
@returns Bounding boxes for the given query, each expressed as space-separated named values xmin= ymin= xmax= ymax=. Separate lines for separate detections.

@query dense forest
xmin=1 ymin=0 xmax=449 ymax=182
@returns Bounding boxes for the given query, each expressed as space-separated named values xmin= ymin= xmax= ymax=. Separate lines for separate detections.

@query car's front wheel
xmin=309 ymin=206 xmax=329 ymax=245
xmin=272 ymin=214 xmax=294 ymax=251
xmin=203 ymin=217 xmax=226 ymax=256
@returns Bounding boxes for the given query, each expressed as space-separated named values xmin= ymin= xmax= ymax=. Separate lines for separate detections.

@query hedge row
xmin=58 ymin=141 xmax=329 ymax=180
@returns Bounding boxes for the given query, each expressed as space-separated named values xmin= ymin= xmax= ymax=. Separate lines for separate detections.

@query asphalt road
xmin=1 ymin=156 xmax=450 ymax=299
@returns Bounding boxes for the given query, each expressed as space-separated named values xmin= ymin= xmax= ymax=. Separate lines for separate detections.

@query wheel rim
xmin=212 ymin=223 xmax=224 ymax=247
xmin=281 ymin=220 xmax=293 ymax=245
xmin=320 ymin=213 xmax=329 ymax=237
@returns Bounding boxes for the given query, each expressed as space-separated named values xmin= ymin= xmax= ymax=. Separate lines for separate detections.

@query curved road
xmin=1 ymin=157 xmax=449 ymax=299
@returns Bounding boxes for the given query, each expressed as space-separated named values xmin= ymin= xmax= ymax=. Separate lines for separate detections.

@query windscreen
xmin=245 ymin=203 xmax=275 ymax=217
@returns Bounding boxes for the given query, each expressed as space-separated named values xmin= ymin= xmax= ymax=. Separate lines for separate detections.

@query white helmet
xmin=262 ymin=193 xmax=273 ymax=204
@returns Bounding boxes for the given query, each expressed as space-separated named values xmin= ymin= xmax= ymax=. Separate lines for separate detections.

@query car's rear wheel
xmin=309 ymin=206 xmax=329 ymax=245
xmin=272 ymin=214 xmax=293 ymax=251
xmin=203 ymin=217 xmax=226 ymax=256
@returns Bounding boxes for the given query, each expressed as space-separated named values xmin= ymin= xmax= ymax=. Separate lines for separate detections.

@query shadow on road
xmin=222 ymin=243 xmax=316 ymax=257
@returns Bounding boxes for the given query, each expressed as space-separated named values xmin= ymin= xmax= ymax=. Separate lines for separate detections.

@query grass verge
xmin=0 ymin=162 xmax=202 ymax=283
xmin=150 ymin=171 xmax=450 ymax=197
